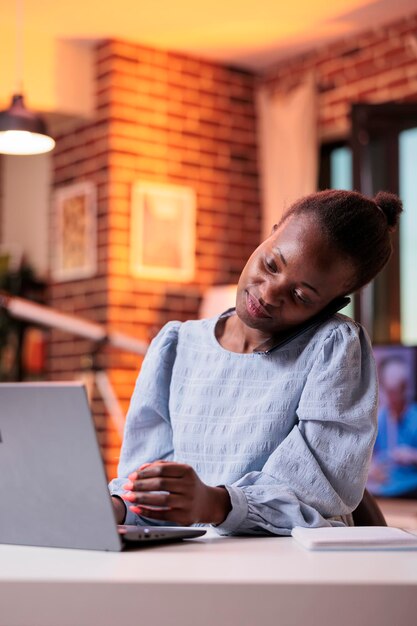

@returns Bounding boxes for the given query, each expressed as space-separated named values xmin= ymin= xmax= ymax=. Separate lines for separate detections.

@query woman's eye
xmin=265 ymin=258 xmax=277 ymax=272
xmin=293 ymin=290 xmax=310 ymax=305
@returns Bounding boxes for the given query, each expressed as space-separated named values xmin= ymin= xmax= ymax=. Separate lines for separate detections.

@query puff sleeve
xmin=216 ymin=322 xmax=378 ymax=535
xmin=108 ymin=321 xmax=180 ymax=524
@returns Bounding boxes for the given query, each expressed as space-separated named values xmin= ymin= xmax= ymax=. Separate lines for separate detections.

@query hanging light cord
xmin=0 ymin=0 xmax=55 ymax=154
xmin=15 ymin=0 xmax=24 ymax=94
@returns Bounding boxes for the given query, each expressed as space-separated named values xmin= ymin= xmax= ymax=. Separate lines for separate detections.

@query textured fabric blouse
xmin=109 ymin=311 xmax=378 ymax=535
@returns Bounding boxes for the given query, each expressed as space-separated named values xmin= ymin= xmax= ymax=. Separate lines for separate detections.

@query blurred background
xmin=1 ymin=1 xmax=417 ymax=502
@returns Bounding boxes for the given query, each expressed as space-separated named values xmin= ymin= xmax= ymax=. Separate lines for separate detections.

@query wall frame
xmin=52 ymin=181 xmax=97 ymax=282
xmin=130 ymin=181 xmax=196 ymax=282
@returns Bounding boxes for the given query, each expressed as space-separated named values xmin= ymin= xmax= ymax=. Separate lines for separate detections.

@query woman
xmin=110 ymin=189 xmax=402 ymax=535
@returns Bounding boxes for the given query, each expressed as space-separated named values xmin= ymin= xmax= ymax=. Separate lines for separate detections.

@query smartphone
xmin=260 ymin=295 xmax=351 ymax=354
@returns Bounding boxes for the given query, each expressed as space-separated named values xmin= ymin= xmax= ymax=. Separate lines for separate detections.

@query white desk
xmin=1 ymin=529 xmax=417 ymax=626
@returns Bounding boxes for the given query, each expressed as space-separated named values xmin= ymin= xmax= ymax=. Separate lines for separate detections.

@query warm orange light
xmin=0 ymin=0 xmax=384 ymax=72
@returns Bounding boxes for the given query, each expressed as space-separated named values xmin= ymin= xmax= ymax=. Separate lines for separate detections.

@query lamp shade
xmin=0 ymin=94 xmax=55 ymax=155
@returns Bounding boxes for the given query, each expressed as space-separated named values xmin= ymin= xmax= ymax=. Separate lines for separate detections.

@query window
xmin=319 ymin=142 xmax=354 ymax=319
xmin=399 ymin=127 xmax=417 ymax=345
xmin=351 ymin=103 xmax=417 ymax=344
xmin=330 ymin=146 xmax=352 ymax=191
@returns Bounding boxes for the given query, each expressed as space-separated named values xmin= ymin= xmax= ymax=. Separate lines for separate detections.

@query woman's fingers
xmin=129 ymin=462 xmax=190 ymax=482
xmin=122 ymin=476 xmax=186 ymax=494
xmin=122 ymin=490 xmax=183 ymax=509
xmin=123 ymin=462 xmax=216 ymax=525
xmin=128 ymin=506 xmax=171 ymax=518
xmin=122 ymin=462 xmax=202 ymax=525
xmin=128 ymin=504 xmax=194 ymax=526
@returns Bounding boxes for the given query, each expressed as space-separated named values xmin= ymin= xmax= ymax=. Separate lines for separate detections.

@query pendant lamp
xmin=0 ymin=0 xmax=55 ymax=155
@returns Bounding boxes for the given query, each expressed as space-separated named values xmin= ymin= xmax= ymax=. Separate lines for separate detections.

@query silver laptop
xmin=0 ymin=382 xmax=205 ymax=551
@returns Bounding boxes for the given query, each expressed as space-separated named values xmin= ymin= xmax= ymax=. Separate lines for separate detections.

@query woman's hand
xmin=120 ymin=461 xmax=231 ymax=526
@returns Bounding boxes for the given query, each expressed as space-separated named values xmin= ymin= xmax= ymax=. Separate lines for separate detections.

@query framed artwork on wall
xmin=130 ymin=181 xmax=196 ymax=282
xmin=52 ymin=181 xmax=97 ymax=281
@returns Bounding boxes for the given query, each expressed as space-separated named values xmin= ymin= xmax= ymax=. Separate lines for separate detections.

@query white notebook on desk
xmin=291 ymin=526 xmax=417 ymax=551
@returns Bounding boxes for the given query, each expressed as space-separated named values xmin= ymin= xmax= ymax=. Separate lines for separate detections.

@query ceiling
xmin=2 ymin=0 xmax=417 ymax=71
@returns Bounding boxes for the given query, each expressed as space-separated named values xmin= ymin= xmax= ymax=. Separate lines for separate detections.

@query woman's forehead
xmin=260 ymin=214 xmax=353 ymax=288
xmin=266 ymin=215 xmax=332 ymax=257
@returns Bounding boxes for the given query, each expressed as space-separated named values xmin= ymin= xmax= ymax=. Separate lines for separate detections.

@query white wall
xmin=0 ymin=28 xmax=95 ymax=120
xmin=1 ymin=154 xmax=52 ymax=278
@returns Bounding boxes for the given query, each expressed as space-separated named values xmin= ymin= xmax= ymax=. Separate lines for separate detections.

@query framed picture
xmin=130 ymin=181 xmax=196 ymax=281
xmin=367 ymin=345 xmax=417 ymax=499
xmin=52 ymin=182 xmax=97 ymax=281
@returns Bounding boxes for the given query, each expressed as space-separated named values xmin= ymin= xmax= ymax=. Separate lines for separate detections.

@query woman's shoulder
xmin=310 ymin=313 xmax=372 ymax=355
xmin=148 ymin=320 xmax=182 ymax=354
xmin=316 ymin=312 xmax=363 ymax=338
xmin=150 ymin=317 xmax=215 ymax=350
xmin=177 ymin=316 xmax=218 ymax=347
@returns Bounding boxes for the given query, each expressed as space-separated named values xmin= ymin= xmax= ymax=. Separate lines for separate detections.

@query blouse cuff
xmin=124 ymin=506 xmax=141 ymax=525
xmin=212 ymin=485 xmax=248 ymax=534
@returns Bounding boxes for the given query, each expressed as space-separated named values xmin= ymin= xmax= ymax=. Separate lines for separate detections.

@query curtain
xmin=256 ymin=73 xmax=318 ymax=240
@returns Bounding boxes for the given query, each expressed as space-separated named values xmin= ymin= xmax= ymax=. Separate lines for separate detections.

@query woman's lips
xmin=246 ymin=292 xmax=272 ymax=319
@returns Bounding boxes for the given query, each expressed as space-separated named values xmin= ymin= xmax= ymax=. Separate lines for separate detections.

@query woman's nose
xmin=260 ymin=278 xmax=286 ymax=307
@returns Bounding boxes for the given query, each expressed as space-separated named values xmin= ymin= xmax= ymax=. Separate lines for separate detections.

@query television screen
xmin=367 ymin=345 xmax=417 ymax=499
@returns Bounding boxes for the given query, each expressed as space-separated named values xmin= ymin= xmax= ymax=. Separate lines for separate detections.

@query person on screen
xmin=109 ymin=189 xmax=402 ymax=534
xmin=368 ymin=355 xmax=417 ymax=498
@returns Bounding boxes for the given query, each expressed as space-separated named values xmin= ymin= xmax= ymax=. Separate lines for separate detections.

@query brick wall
xmin=49 ymin=41 xmax=261 ymax=478
xmin=261 ymin=12 xmax=417 ymax=141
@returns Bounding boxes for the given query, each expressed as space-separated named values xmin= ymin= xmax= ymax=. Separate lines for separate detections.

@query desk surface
xmin=1 ymin=529 xmax=417 ymax=626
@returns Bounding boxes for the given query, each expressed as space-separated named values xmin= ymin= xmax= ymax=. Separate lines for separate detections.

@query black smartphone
xmin=260 ymin=295 xmax=351 ymax=354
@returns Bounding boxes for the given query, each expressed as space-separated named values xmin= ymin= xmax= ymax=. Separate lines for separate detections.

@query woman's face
xmin=235 ymin=214 xmax=354 ymax=337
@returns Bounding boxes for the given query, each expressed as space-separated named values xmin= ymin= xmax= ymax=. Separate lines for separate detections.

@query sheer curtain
xmin=256 ymin=73 xmax=318 ymax=240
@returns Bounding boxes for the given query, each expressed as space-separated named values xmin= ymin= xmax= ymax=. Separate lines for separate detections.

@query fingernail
xmin=130 ymin=506 xmax=143 ymax=514
xmin=122 ymin=481 xmax=134 ymax=490
xmin=139 ymin=463 xmax=151 ymax=470
xmin=128 ymin=471 xmax=138 ymax=480
xmin=121 ymin=492 xmax=135 ymax=502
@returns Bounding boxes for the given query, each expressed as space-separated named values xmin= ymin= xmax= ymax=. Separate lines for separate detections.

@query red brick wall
xmin=261 ymin=12 xmax=417 ymax=141
xmin=49 ymin=41 xmax=261 ymax=478
xmin=48 ymin=110 xmax=112 ymax=463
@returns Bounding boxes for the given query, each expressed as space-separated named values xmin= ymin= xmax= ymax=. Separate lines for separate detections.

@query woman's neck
xmin=215 ymin=312 xmax=273 ymax=354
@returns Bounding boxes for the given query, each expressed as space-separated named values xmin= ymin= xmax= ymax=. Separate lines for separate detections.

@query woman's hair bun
xmin=374 ymin=191 xmax=403 ymax=230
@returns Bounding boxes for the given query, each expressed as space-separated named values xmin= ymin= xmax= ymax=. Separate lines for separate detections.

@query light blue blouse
xmin=109 ymin=311 xmax=378 ymax=535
